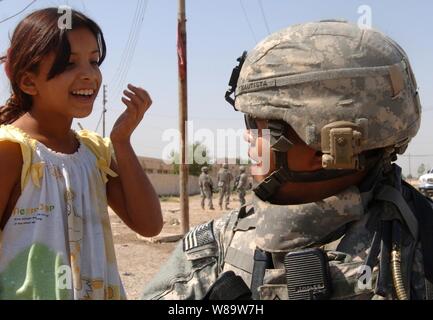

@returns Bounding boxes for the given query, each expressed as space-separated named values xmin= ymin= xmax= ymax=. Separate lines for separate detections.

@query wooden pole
xmin=178 ymin=0 xmax=189 ymax=234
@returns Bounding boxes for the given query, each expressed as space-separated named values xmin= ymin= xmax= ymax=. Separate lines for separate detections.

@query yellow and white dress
xmin=0 ymin=125 xmax=126 ymax=300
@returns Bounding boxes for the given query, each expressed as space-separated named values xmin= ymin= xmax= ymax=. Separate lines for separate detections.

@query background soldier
xmin=235 ymin=166 xmax=249 ymax=206
xmin=143 ymin=21 xmax=433 ymax=300
xmin=217 ymin=163 xmax=233 ymax=210
xmin=199 ymin=166 xmax=214 ymax=210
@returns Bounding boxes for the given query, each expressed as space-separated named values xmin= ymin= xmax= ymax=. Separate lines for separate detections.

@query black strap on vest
xmin=203 ymin=271 xmax=252 ymax=300
xmin=402 ymin=180 xmax=433 ymax=283
xmin=375 ymin=220 xmax=393 ymax=297
xmin=250 ymin=248 xmax=273 ymax=300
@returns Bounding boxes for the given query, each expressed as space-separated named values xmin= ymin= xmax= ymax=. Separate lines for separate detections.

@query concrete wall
xmin=147 ymin=174 xmax=200 ymax=196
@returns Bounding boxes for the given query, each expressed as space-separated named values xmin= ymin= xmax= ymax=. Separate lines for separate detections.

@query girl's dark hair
xmin=0 ymin=8 xmax=106 ymax=125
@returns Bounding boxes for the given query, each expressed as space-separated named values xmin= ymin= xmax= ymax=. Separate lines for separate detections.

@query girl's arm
xmin=0 ymin=141 xmax=23 ymax=228
xmin=106 ymin=84 xmax=163 ymax=237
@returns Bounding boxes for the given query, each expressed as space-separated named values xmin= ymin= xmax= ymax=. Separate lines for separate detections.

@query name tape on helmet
xmin=236 ymin=61 xmax=407 ymax=97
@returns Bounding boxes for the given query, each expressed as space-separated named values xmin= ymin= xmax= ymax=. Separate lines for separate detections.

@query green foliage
xmin=170 ymin=142 xmax=213 ymax=177
xmin=234 ymin=157 xmax=251 ymax=165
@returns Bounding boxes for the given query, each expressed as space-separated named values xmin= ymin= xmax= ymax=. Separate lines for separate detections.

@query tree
xmin=235 ymin=157 xmax=252 ymax=165
xmin=170 ymin=141 xmax=213 ymax=177
xmin=417 ymin=163 xmax=426 ymax=178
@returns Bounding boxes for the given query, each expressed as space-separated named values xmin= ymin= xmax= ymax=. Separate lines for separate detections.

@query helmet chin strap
xmin=253 ymin=120 xmax=372 ymax=202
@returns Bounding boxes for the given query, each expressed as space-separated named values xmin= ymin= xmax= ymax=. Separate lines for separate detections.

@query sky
xmin=1 ymin=0 xmax=433 ymax=177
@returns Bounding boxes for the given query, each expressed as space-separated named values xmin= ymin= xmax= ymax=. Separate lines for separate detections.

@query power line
xmin=109 ymin=0 xmax=142 ymax=89
xmin=80 ymin=0 xmax=87 ymax=12
xmin=257 ymin=0 xmax=270 ymax=35
xmin=113 ymin=3 xmax=146 ymax=99
xmin=239 ymin=0 xmax=258 ymax=43
xmin=110 ymin=0 xmax=148 ymax=103
xmin=0 ymin=0 xmax=37 ymax=24
xmin=399 ymin=154 xmax=433 ymax=158
xmin=117 ymin=0 xmax=147 ymax=90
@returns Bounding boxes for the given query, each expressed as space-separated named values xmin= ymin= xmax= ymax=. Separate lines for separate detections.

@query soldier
xmin=199 ymin=166 xmax=214 ymax=210
xmin=143 ymin=20 xmax=433 ymax=300
xmin=235 ymin=166 xmax=249 ymax=206
xmin=217 ymin=163 xmax=233 ymax=210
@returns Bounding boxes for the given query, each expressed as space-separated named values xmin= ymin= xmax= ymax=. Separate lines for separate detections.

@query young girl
xmin=0 ymin=8 xmax=162 ymax=300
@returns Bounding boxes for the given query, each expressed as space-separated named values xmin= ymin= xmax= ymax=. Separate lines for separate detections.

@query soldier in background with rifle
xmin=199 ymin=166 xmax=214 ymax=210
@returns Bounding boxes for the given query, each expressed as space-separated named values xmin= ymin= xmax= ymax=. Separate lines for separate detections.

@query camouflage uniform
xmin=199 ymin=167 xmax=214 ymax=210
xmin=217 ymin=164 xmax=233 ymax=210
xmin=142 ymin=168 xmax=432 ymax=300
xmin=236 ymin=167 xmax=249 ymax=206
xmin=142 ymin=21 xmax=433 ymax=300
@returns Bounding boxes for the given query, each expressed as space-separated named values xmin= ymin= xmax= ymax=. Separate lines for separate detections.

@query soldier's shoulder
xmin=182 ymin=207 xmax=253 ymax=256
xmin=141 ymin=210 xmax=247 ymax=300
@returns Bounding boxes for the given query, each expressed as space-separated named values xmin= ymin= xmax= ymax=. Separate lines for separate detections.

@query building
xmin=138 ymin=156 xmax=175 ymax=175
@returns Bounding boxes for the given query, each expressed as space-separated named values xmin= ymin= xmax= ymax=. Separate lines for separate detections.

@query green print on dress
xmin=0 ymin=243 xmax=71 ymax=300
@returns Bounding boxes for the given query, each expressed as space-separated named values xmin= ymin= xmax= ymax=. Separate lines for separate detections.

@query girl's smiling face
xmin=28 ymin=27 xmax=102 ymax=119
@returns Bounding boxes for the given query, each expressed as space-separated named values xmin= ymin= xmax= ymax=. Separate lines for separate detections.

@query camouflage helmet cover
xmin=235 ymin=20 xmax=421 ymax=168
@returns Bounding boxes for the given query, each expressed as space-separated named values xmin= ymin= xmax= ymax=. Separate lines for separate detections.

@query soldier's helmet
xmin=239 ymin=166 xmax=246 ymax=173
xmin=229 ymin=20 xmax=421 ymax=171
xmin=201 ymin=166 xmax=208 ymax=173
xmin=223 ymin=163 xmax=229 ymax=169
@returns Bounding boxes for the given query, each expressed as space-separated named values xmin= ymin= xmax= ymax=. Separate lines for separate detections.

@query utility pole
xmin=178 ymin=0 xmax=189 ymax=234
xmin=408 ymin=153 xmax=412 ymax=178
xmin=102 ymin=85 xmax=107 ymax=138
xmin=407 ymin=153 xmax=412 ymax=179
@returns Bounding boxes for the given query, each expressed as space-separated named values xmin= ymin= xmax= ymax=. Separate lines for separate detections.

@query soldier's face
xmin=244 ymin=119 xmax=368 ymax=204
xmin=244 ymin=119 xmax=323 ymax=181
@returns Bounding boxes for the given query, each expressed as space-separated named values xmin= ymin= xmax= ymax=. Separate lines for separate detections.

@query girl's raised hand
xmin=111 ymin=84 xmax=152 ymax=143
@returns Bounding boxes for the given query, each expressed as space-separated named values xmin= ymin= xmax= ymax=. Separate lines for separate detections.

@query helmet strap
xmin=253 ymin=120 xmax=381 ymax=202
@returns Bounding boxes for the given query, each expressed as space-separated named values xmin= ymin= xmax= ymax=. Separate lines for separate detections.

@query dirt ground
xmin=110 ymin=192 xmax=254 ymax=300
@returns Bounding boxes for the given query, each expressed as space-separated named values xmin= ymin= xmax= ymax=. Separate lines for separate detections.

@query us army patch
xmin=183 ymin=221 xmax=215 ymax=252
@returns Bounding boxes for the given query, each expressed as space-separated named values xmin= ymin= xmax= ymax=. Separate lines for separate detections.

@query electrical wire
xmin=101 ymin=0 xmax=147 ymax=133
xmin=114 ymin=1 xmax=147 ymax=98
xmin=0 ymin=0 xmax=37 ymax=24
xmin=239 ymin=0 xmax=258 ymax=43
xmin=110 ymin=0 xmax=148 ymax=102
xmin=400 ymin=154 xmax=433 ymax=158
xmin=109 ymin=0 xmax=142 ymax=88
xmin=257 ymin=0 xmax=270 ymax=35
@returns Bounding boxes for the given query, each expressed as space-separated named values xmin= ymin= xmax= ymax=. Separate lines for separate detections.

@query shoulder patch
xmin=183 ymin=221 xmax=215 ymax=252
